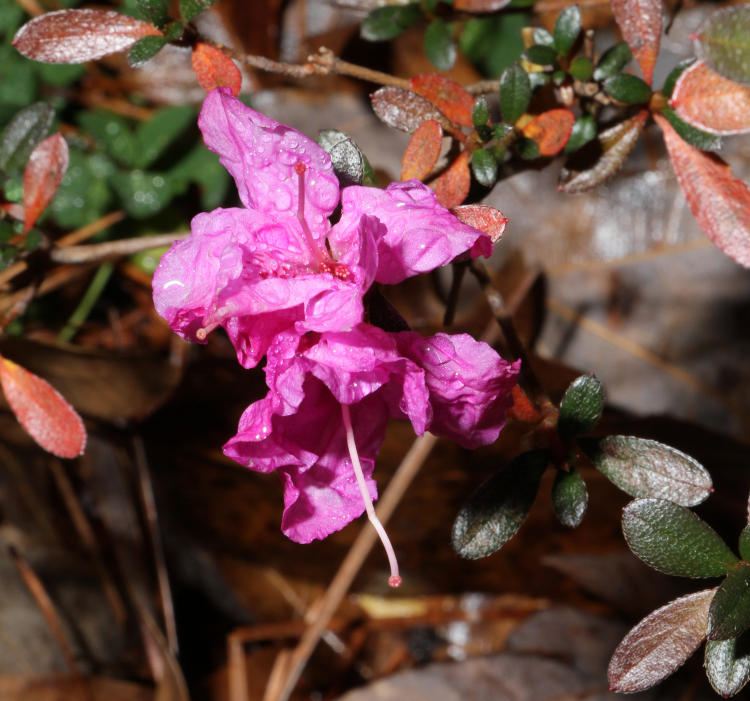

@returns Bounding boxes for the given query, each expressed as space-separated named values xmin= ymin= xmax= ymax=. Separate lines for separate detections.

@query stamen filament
xmin=341 ymin=403 xmax=402 ymax=588
xmin=294 ymin=162 xmax=328 ymax=268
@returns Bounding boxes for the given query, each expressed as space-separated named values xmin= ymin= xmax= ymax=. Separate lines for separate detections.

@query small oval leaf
xmin=563 ymin=114 xmax=597 ymax=154
xmin=22 ymin=133 xmax=69 ymax=233
xmin=694 ymin=6 xmax=750 ymax=85
xmin=610 ymin=0 xmax=662 ymax=85
xmin=0 ymin=356 xmax=86 ymax=458
xmin=470 ymin=149 xmax=497 ymax=187
xmin=424 ymin=18 xmax=456 ymax=71
xmin=709 ymin=568 xmax=750 ymax=641
xmin=569 ymin=56 xmax=593 ymax=81
xmin=433 ymin=151 xmax=470 ymax=208
xmin=361 ymin=4 xmax=421 ymax=42
xmin=401 ymin=119 xmax=443 ymax=181
xmin=450 ymin=204 xmax=507 ymax=243
xmin=410 ymin=73 xmax=475 ymax=127
xmin=472 ymin=96 xmax=489 ymax=129
xmin=523 ymin=44 xmax=557 ymax=67
xmin=452 ymin=450 xmax=548 ymax=560
xmin=553 ymin=4 xmax=581 ymax=57
xmin=705 ymin=635 xmax=750 ymax=697
xmin=552 ymin=467 xmax=588 ymax=528
xmin=558 ymin=374 xmax=603 ymax=437
xmin=622 ymin=498 xmax=738 ymax=578
xmin=499 ymin=62 xmax=531 ymax=125
xmin=659 ymin=105 xmax=722 ymax=151
xmin=584 ymin=435 xmax=712 ymax=506
xmin=593 ymin=41 xmax=632 ymax=81
xmin=662 ymin=58 xmax=695 ymax=98
xmin=520 ymin=108 xmax=575 ymax=156
xmin=370 ymin=87 xmax=445 ymax=133
xmin=0 ymin=102 xmax=54 ymax=175
xmin=608 ymin=588 xmax=715 ymax=693
xmin=191 ymin=43 xmax=242 ymax=97
xmin=317 ymin=129 xmax=367 ymax=188
xmin=603 ymin=73 xmax=652 ymax=104
xmin=127 ymin=35 xmax=167 ymax=67
xmin=179 ymin=0 xmax=218 ymax=22
xmin=13 ymin=9 xmax=162 ymax=64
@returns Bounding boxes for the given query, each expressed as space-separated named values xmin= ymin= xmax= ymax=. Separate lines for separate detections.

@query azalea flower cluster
xmin=152 ymin=88 xmax=520 ymax=586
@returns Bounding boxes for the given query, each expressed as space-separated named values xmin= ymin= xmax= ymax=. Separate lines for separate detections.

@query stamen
xmin=294 ymin=161 xmax=327 ymax=267
xmin=341 ymin=403 xmax=402 ymax=588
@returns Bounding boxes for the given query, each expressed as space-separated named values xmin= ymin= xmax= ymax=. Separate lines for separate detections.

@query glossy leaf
xmin=318 ymin=129 xmax=368 ymax=187
xmin=134 ymin=0 xmax=169 ymax=27
xmin=610 ymin=0 xmax=662 ymax=85
xmin=662 ymin=58 xmax=695 ymax=99
xmin=472 ymin=96 xmax=489 ymax=129
xmin=191 ymin=43 xmax=241 ymax=96
xmin=533 ymin=27 xmax=554 ymax=47
xmin=671 ymin=61 xmax=750 ymax=136
xmin=608 ymin=588 xmax=715 ymax=692
xmin=471 ymin=149 xmax=497 ymax=187
xmin=558 ymin=374 xmax=603 ymax=437
xmin=451 ymin=204 xmax=507 ymax=243
xmin=569 ymin=56 xmax=593 ymax=81
xmin=424 ymin=18 xmax=456 ymax=71
xmin=13 ymin=9 xmax=162 ymax=64
xmin=559 ymin=109 xmax=647 ymax=193
xmin=563 ymin=114 xmax=596 ymax=154
xmin=523 ymin=44 xmax=557 ymax=67
xmin=433 ymin=151 xmax=470 ymax=208
xmin=0 ymin=102 xmax=54 ymax=175
xmin=401 ymin=119 xmax=443 ymax=181
xmin=659 ymin=106 xmax=722 ymax=151
xmin=370 ymin=87 xmax=445 ymax=133
xmin=515 ymin=137 xmax=540 ymax=160
xmin=655 ymin=111 xmax=750 ymax=268
xmin=694 ymin=6 xmax=750 ymax=85
xmin=451 ymin=450 xmax=548 ymax=559
xmin=520 ymin=109 xmax=575 ymax=156
xmin=22 ymin=133 xmax=68 ymax=234
xmin=453 ymin=0 xmax=512 ymax=10
xmin=0 ymin=356 xmax=86 ymax=458
xmin=705 ymin=635 xmax=750 ymax=697
xmin=499 ymin=63 xmax=531 ymax=124
xmin=593 ymin=41 xmax=632 ymax=81
xmin=361 ymin=4 xmax=420 ymax=42
xmin=740 ymin=526 xmax=750 ymax=562
xmin=134 ymin=106 xmax=195 ymax=169
xmin=553 ymin=4 xmax=581 ymax=56
xmin=603 ymin=73 xmax=652 ymax=104
xmin=410 ymin=73 xmax=475 ymax=127
xmin=127 ymin=35 xmax=167 ymax=67
xmin=552 ymin=468 xmax=588 ymax=528
xmin=179 ymin=0 xmax=218 ymax=22
xmin=622 ymin=498 xmax=738 ymax=578
xmin=709 ymin=568 xmax=750 ymax=641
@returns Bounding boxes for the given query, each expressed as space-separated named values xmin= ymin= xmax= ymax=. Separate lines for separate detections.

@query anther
xmin=294 ymin=161 xmax=327 ymax=267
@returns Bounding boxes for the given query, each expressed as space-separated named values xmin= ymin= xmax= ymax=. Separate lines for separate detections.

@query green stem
xmin=57 ymin=263 xmax=114 ymax=344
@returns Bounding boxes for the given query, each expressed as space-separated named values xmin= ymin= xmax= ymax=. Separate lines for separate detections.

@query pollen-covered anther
xmin=319 ymin=260 xmax=352 ymax=281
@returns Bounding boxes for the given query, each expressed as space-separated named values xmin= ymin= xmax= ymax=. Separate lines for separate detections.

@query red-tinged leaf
xmin=454 ymin=0 xmax=512 ymax=11
xmin=608 ymin=588 xmax=715 ymax=692
xmin=0 ymin=202 xmax=24 ymax=221
xmin=191 ymin=42 xmax=241 ymax=97
xmin=0 ymin=356 xmax=86 ymax=458
xmin=401 ymin=119 xmax=443 ymax=181
xmin=370 ymin=87 xmax=446 ymax=134
xmin=450 ymin=204 xmax=507 ymax=243
xmin=610 ymin=0 xmax=662 ymax=85
xmin=22 ymin=133 xmax=68 ymax=234
xmin=671 ymin=61 xmax=750 ymax=136
xmin=655 ymin=111 xmax=750 ymax=268
xmin=507 ymin=384 xmax=543 ymax=423
xmin=433 ymin=151 xmax=470 ymax=209
xmin=13 ymin=9 xmax=162 ymax=64
xmin=559 ymin=109 xmax=648 ymax=193
xmin=410 ymin=73 xmax=475 ymax=127
xmin=521 ymin=109 xmax=575 ymax=156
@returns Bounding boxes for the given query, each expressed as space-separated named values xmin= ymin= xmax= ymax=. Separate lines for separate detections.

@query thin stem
xmin=340 ymin=403 xmax=401 ymax=588
xmin=57 ymin=262 xmax=114 ymax=343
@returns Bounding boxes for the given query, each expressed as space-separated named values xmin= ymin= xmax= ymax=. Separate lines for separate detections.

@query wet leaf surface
xmin=191 ymin=43 xmax=241 ymax=97
xmin=610 ymin=0 xmax=662 ymax=85
xmin=22 ymin=133 xmax=68 ymax=233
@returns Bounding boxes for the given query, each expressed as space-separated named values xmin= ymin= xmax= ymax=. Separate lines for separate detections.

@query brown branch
xmin=50 ymin=232 xmax=187 ymax=265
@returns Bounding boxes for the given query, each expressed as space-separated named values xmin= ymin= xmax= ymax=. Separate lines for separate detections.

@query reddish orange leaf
xmin=191 ymin=42 xmax=242 ymax=97
xmin=401 ymin=119 xmax=443 ymax=181
xmin=0 ymin=356 xmax=86 ymax=458
xmin=671 ymin=61 xmax=750 ymax=135
xmin=521 ymin=109 xmax=576 ymax=156
xmin=611 ymin=0 xmax=662 ymax=85
xmin=433 ymin=151 xmax=470 ymax=209
xmin=450 ymin=204 xmax=507 ymax=243
xmin=13 ymin=9 xmax=162 ymax=64
xmin=508 ymin=385 xmax=543 ymax=423
xmin=22 ymin=133 xmax=68 ymax=234
xmin=410 ymin=73 xmax=475 ymax=127
xmin=655 ymin=111 xmax=750 ymax=268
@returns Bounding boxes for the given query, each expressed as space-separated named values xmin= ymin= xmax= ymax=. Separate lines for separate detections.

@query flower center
xmin=341 ymin=403 xmax=401 ymax=588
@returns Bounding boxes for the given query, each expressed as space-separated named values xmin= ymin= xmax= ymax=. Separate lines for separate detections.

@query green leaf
xmin=317 ymin=129 xmax=369 ymax=187
xmin=593 ymin=41 xmax=632 ymax=81
xmin=77 ymin=111 xmax=136 ymax=168
xmin=532 ymin=27 xmax=554 ymax=47
xmin=424 ymin=18 xmax=456 ymax=71
xmin=0 ymin=103 xmax=54 ymax=175
xmin=163 ymin=21 xmax=184 ymax=41
xmin=528 ymin=71 xmax=549 ymax=90
xmin=705 ymin=634 xmax=750 ymax=697
xmin=523 ymin=44 xmax=557 ymax=66
xmin=603 ymin=73 xmax=652 ymax=104
xmin=661 ymin=58 xmax=696 ymax=99
xmin=134 ymin=105 xmax=194 ymax=169
xmin=515 ymin=136 xmax=539 ymax=160
xmin=471 ymin=149 xmax=498 ymax=187
xmin=134 ymin=0 xmax=169 ymax=26
xmin=110 ymin=169 xmax=173 ymax=218
xmin=552 ymin=467 xmax=588 ymax=528
xmin=179 ymin=0 xmax=217 ymax=22
xmin=553 ymin=4 xmax=581 ymax=56
xmin=694 ymin=6 xmax=750 ymax=85
xmin=584 ymin=435 xmax=713 ymax=506
xmin=499 ymin=62 xmax=531 ymax=124
xmin=451 ymin=450 xmax=548 ymax=559
xmin=127 ymin=35 xmax=167 ymax=67
xmin=170 ymin=143 xmax=229 ymax=209
xmin=51 ymin=150 xmax=114 ymax=229
xmin=709 ymin=567 xmax=750 ymax=640
xmin=569 ymin=55 xmax=593 ymax=81
xmin=472 ymin=96 xmax=490 ymax=129
xmin=558 ymin=373 xmax=603 ymax=436
xmin=563 ymin=114 xmax=596 ymax=154
xmin=740 ymin=525 xmax=750 ymax=562
xmin=361 ymin=4 xmax=421 ymax=42
xmin=660 ymin=106 xmax=722 ymax=151
xmin=459 ymin=14 xmax=526 ymax=78
xmin=622 ymin=498 xmax=738 ymax=578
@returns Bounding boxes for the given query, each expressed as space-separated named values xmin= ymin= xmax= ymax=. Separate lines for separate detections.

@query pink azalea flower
xmin=152 ymin=88 xmax=492 ymax=368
